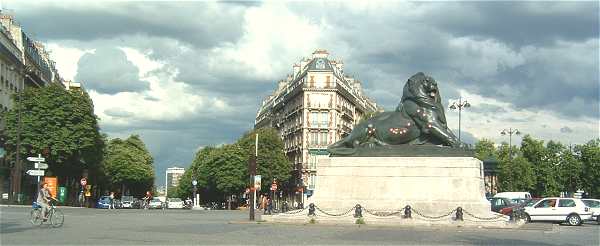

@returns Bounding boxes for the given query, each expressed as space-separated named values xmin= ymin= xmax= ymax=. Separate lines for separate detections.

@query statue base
xmin=264 ymin=156 xmax=513 ymax=227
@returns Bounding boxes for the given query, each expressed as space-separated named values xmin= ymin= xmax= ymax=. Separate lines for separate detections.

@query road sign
xmin=27 ymin=156 xmax=45 ymax=162
xmin=35 ymin=163 xmax=49 ymax=169
xmin=80 ymin=178 xmax=87 ymax=186
xmin=254 ymin=175 xmax=262 ymax=190
xmin=26 ymin=169 xmax=45 ymax=176
xmin=192 ymin=180 xmax=198 ymax=186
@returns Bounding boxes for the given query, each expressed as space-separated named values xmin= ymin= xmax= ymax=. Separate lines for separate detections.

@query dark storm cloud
xmin=9 ymin=1 xmax=248 ymax=47
xmin=75 ymin=47 xmax=150 ymax=94
xmin=426 ymin=2 xmax=599 ymax=47
xmin=560 ymin=126 xmax=573 ymax=134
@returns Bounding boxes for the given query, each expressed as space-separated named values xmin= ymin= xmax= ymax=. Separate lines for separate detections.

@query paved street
xmin=1 ymin=206 xmax=598 ymax=245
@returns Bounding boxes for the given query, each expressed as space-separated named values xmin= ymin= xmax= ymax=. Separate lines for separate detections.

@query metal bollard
xmin=404 ymin=205 xmax=412 ymax=219
xmin=354 ymin=204 xmax=363 ymax=218
xmin=308 ymin=203 xmax=316 ymax=216
xmin=455 ymin=207 xmax=463 ymax=221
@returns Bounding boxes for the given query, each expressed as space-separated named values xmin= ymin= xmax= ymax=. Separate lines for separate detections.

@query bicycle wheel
xmin=30 ymin=209 xmax=42 ymax=226
xmin=49 ymin=209 xmax=64 ymax=228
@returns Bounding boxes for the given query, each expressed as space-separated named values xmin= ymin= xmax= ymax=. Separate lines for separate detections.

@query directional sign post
xmin=35 ymin=163 xmax=49 ymax=169
xmin=27 ymin=157 xmax=45 ymax=162
xmin=26 ymin=170 xmax=45 ymax=176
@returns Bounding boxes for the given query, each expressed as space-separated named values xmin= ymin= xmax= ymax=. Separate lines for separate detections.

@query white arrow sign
xmin=35 ymin=163 xmax=49 ymax=169
xmin=26 ymin=170 xmax=45 ymax=176
xmin=27 ymin=157 xmax=45 ymax=162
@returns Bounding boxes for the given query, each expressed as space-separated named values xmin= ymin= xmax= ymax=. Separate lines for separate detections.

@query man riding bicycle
xmin=37 ymin=182 xmax=53 ymax=221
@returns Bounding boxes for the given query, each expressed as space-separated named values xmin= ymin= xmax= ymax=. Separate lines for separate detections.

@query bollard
xmin=308 ymin=203 xmax=316 ymax=216
xmin=455 ymin=207 xmax=463 ymax=221
xmin=404 ymin=205 xmax=412 ymax=219
xmin=354 ymin=204 xmax=363 ymax=218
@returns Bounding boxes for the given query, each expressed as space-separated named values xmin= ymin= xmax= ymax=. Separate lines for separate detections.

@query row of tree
xmin=1 ymin=84 xmax=154 ymax=203
xmin=173 ymin=128 xmax=291 ymax=204
xmin=475 ymin=135 xmax=600 ymax=198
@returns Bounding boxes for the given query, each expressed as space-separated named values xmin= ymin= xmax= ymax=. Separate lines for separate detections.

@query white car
xmin=524 ymin=197 xmax=593 ymax=226
xmin=167 ymin=198 xmax=184 ymax=209
xmin=582 ymin=199 xmax=600 ymax=224
xmin=148 ymin=198 xmax=163 ymax=209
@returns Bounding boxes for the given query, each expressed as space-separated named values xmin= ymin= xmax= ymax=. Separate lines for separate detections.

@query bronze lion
xmin=328 ymin=72 xmax=461 ymax=155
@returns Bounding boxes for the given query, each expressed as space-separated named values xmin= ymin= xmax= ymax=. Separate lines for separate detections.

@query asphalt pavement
xmin=1 ymin=206 xmax=598 ymax=245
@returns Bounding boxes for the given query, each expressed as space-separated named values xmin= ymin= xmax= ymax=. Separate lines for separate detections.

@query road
xmin=1 ymin=206 xmax=598 ymax=245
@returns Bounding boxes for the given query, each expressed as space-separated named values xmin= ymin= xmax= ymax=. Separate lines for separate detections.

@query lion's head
xmin=400 ymin=72 xmax=442 ymax=107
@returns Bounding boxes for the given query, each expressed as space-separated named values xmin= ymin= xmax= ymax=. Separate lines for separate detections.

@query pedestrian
xmin=267 ymin=197 xmax=273 ymax=215
xmin=109 ymin=191 xmax=115 ymax=209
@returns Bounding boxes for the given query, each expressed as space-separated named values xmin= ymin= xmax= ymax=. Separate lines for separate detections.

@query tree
xmin=474 ymin=138 xmax=497 ymax=161
xmin=237 ymin=127 xmax=291 ymax=191
xmin=2 ymin=84 xmax=104 ymax=204
xmin=577 ymin=139 xmax=600 ymax=197
xmin=103 ymin=135 xmax=154 ymax=197
xmin=497 ymin=143 xmax=535 ymax=192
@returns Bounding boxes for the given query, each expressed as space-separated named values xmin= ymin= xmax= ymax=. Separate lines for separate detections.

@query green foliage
xmin=237 ymin=128 xmax=292 ymax=191
xmin=2 ymin=84 xmax=103 ymax=166
xmin=176 ymin=128 xmax=291 ymax=203
xmin=103 ymin=135 xmax=154 ymax=196
xmin=475 ymin=138 xmax=497 ymax=161
xmin=577 ymin=139 xmax=600 ymax=197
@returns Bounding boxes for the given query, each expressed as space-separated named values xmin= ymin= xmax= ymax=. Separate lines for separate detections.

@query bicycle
xmin=30 ymin=199 xmax=64 ymax=227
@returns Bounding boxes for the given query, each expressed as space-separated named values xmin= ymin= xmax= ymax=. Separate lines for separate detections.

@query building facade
xmin=165 ymin=167 xmax=185 ymax=196
xmin=255 ymin=50 xmax=379 ymax=199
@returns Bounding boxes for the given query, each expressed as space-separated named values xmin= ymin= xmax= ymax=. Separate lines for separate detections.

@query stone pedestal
xmin=307 ymin=156 xmax=491 ymax=216
xmin=263 ymin=156 xmax=512 ymax=227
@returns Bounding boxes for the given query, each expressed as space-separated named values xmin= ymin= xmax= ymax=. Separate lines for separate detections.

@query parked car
xmin=523 ymin=197 xmax=593 ymax=226
xmin=581 ymin=199 xmax=600 ymax=224
xmin=167 ymin=198 xmax=184 ymax=209
xmin=96 ymin=196 xmax=111 ymax=209
xmin=148 ymin=198 xmax=163 ymax=209
xmin=494 ymin=192 xmax=532 ymax=200
xmin=490 ymin=197 xmax=515 ymax=214
xmin=121 ymin=196 xmax=134 ymax=209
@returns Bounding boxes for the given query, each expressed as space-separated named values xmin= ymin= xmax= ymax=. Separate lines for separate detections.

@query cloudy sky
xmin=6 ymin=1 xmax=598 ymax=185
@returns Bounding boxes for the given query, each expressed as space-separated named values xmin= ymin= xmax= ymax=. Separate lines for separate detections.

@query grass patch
xmin=355 ymin=217 xmax=365 ymax=225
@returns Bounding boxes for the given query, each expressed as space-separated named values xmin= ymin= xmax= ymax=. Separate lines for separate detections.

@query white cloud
xmin=45 ymin=43 xmax=92 ymax=81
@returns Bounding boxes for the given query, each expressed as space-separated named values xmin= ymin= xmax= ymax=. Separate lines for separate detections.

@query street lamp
xmin=500 ymin=128 xmax=521 ymax=160
xmin=449 ymin=97 xmax=471 ymax=142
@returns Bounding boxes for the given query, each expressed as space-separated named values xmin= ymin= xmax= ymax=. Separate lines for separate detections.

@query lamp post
xmin=449 ymin=97 xmax=471 ymax=142
xmin=8 ymin=65 xmax=29 ymax=203
xmin=500 ymin=128 xmax=521 ymax=160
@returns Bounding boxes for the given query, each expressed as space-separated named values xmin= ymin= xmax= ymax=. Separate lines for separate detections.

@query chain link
xmin=282 ymin=208 xmax=305 ymax=215
xmin=363 ymin=208 xmax=403 ymax=217
xmin=412 ymin=208 xmax=456 ymax=220
xmin=462 ymin=209 xmax=507 ymax=221
xmin=314 ymin=205 xmax=355 ymax=217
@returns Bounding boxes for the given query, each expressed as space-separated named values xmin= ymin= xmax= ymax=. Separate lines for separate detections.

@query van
xmin=493 ymin=192 xmax=532 ymax=200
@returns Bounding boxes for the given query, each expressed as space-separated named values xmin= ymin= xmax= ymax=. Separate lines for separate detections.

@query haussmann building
xmin=255 ymin=49 xmax=379 ymax=204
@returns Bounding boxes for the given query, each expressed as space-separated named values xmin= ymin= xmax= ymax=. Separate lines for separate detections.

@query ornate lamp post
xmin=449 ymin=97 xmax=470 ymax=142
xmin=500 ymin=128 xmax=521 ymax=160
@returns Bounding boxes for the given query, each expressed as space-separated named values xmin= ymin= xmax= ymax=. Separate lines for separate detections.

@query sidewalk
xmin=0 ymin=204 xmax=86 ymax=208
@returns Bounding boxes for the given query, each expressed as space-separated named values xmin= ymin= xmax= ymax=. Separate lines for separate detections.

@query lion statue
xmin=328 ymin=72 xmax=461 ymax=155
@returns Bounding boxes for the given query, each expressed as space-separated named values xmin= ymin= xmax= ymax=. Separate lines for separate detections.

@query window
xmin=311 ymin=112 xmax=318 ymax=126
xmin=320 ymin=112 xmax=328 ymax=127
xmin=558 ymin=199 xmax=576 ymax=207
xmin=321 ymin=132 xmax=328 ymax=145
xmin=535 ymin=199 xmax=557 ymax=208
xmin=583 ymin=200 xmax=600 ymax=208
xmin=311 ymin=132 xmax=318 ymax=145
xmin=493 ymin=198 xmax=506 ymax=206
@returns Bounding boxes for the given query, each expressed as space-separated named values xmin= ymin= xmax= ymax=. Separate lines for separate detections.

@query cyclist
xmin=37 ymin=182 xmax=52 ymax=221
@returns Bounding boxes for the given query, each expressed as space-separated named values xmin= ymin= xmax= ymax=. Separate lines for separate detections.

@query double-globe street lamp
xmin=449 ymin=97 xmax=471 ymax=143
xmin=500 ymin=128 xmax=521 ymax=160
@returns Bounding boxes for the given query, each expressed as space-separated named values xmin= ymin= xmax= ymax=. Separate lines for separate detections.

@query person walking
xmin=109 ymin=191 xmax=115 ymax=209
